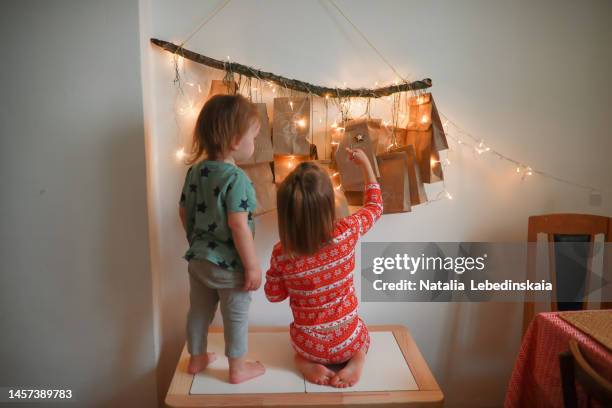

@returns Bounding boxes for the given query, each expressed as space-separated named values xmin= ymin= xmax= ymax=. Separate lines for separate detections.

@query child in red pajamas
xmin=265 ymin=148 xmax=382 ymax=388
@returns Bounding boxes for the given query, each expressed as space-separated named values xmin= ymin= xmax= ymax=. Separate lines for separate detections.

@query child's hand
xmin=243 ymin=266 xmax=262 ymax=291
xmin=345 ymin=147 xmax=378 ymax=185
xmin=345 ymin=147 xmax=369 ymax=166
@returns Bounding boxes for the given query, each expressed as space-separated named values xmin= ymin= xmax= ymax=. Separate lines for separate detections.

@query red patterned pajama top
xmin=264 ymin=183 xmax=383 ymax=364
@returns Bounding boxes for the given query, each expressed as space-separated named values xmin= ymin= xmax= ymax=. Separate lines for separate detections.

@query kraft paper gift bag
xmin=335 ymin=118 xmax=381 ymax=191
xmin=272 ymin=97 xmax=311 ymax=155
xmin=388 ymin=144 xmax=428 ymax=205
xmin=237 ymin=103 xmax=274 ymax=165
xmin=273 ymin=154 xmax=310 ymax=185
xmin=376 ymin=151 xmax=412 ymax=213
xmin=404 ymin=130 xmax=443 ymax=183
xmin=377 ymin=125 xmax=407 ymax=153
xmin=207 ymin=79 xmax=238 ymax=99
xmin=240 ymin=162 xmax=276 ymax=216
xmin=407 ymin=93 xmax=448 ymax=151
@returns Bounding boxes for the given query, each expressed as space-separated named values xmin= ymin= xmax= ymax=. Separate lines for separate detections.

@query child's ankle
xmin=228 ymin=355 xmax=246 ymax=371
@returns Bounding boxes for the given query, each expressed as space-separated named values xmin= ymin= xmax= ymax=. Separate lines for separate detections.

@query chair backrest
xmin=558 ymin=339 xmax=612 ymax=408
xmin=522 ymin=214 xmax=611 ymax=336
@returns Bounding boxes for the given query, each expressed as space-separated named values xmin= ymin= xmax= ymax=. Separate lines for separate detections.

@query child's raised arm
xmin=343 ymin=148 xmax=383 ymax=236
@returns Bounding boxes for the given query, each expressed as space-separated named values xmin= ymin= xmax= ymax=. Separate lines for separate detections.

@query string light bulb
xmin=295 ymin=118 xmax=307 ymax=128
xmin=285 ymin=155 xmax=296 ymax=169
xmin=175 ymin=148 xmax=186 ymax=160
xmin=474 ymin=140 xmax=490 ymax=154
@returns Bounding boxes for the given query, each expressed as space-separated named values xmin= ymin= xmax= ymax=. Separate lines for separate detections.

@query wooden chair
xmin=522 ymin=214 xmax=611 ymax=336
xmin=558 ymin=339 xmax=612 ymax=407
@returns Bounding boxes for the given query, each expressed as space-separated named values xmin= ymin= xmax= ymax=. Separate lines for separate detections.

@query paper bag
xmin=273 ymin=154 xmax=310 ymax=185
xmin=335 ymin=118 xmax=381 ymax=191
xmin=237 ymin=103 xmax=274 ymax=165
xmin=405 ymin=130 xmax=443 ymax=183
xmin=388 ymin=144 xmax=428 ymax=205
xmin=272 ymin=97 xmax=311 ymax=155
xmin=377 ymin=125 xmax=407 ymax=153
xmin=407 ymin=93 xmax=448 ymax=151
xmin=376 ymin=152 xmax=412 ymax=213
xmin=240 ymin=162 xmax=276 ymax=216
xmin=207 ymin=79 xmax=238 ymax=99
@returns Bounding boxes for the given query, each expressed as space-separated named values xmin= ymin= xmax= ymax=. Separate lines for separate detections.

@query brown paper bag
xmin=240 ymin=162 xmax=276 ymax=216
xmin=207 ymin=79 xmax=238 ymax=99
xmin=388 ymin=144 xmax=428 ymax=205
xmin=407 ymin=93 xmax=448 ymax=151
xmin=272 ymin=97 xmax=311 ymax=155
xmin=377 ymin=125 xmax=407 ymax=153
xmin=376 ymin=152 xmax=412 ymax=213
xmin=273 ymin=154 xmax=310 ymax=185
xmin=237 ymin=103 xmax=274 ymax=165
xmin=335 ymin=118 xmax=381 ymax=191
xmin=405 ymin=130 xmax=444 ymax=183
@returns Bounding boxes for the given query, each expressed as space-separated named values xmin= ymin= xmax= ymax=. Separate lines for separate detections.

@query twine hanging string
xmin=178 ymin=0 xmax=232 ymax=51
xmin=328 ymin=0 xmax=411 ymax=86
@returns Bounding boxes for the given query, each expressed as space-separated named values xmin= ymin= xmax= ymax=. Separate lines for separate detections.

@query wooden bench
xmin=166 ymin=325 xmax=443 ymax=407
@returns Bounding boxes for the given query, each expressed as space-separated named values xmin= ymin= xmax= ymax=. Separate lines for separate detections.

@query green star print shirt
xmin=179 ymin=160 xmax=256 ymax=275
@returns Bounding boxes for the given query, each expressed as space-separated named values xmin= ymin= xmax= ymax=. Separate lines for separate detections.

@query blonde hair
xmin=187 ymin=94 xmax=259 ymax=164
xmin=277 ymin=162 xmax=335 ymax=256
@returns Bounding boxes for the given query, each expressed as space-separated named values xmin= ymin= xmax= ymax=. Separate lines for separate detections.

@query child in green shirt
xmin=179 ymin=94 xmax=265 ymax=383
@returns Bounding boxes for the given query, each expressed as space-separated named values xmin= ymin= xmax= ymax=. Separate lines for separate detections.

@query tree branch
xmin=150 ymin=38 xmax=432 ymax=98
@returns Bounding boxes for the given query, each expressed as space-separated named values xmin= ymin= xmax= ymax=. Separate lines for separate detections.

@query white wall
xmin=0 ymin=1 xmax=157 ymax=407
xmin=142 ymin=1 xmax=612 ymax=406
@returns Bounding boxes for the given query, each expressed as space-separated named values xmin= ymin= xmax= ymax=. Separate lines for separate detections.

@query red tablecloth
xmin=505 ymin=312 xmax=612 ymax=408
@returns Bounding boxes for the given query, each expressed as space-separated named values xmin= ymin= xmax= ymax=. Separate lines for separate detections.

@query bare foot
xmin=229 ymin=359 xmax=266 ymax=384
xmin=294 ymin=354 xmax=336 ymax=385
xmin=331 ymin=350 xmax=366 ymax=388
xmin=187 ymin=352 xmax=217 ymax=374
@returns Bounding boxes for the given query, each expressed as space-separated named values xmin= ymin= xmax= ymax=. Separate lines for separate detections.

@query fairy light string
xmin=163 ymin=0 xmax=607 ymax=202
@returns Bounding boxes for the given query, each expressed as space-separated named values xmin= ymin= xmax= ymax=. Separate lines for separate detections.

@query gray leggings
xmin=186 ymin=261 xmax=251 ymax=358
